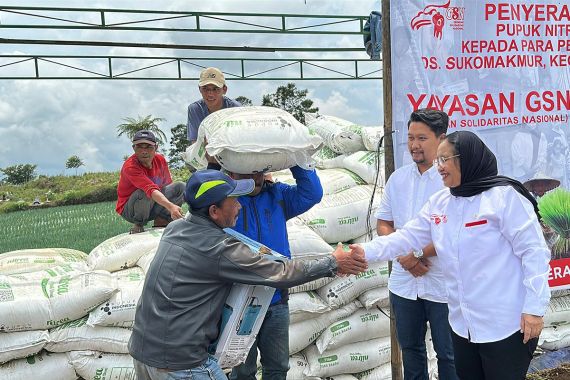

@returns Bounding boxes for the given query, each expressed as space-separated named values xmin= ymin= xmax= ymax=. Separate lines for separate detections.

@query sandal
xmin=129 ymin=224 xmax=145 ymax=234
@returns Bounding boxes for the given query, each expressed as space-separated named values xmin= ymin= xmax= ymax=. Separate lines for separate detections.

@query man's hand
xmin=151 ymin=190 xmax=184 ymax=221
xmin=397 ymin=252 xmax=430 ymax=277
xmin=520 ymin=313 xmax=544 ymax=343
xmin=203 ymin=137 xmax=218 ymax=164
xmin=333 ymin=243 xmax=368 ymax=276
xmin=169 ymin=204 xmax=184 ymax=220
xmin=348 ymin=243 xmax=365 ymax=259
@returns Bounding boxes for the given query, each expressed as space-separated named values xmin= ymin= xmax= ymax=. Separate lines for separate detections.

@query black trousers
xmin=451 ymin=330 xmax=538 ymax=380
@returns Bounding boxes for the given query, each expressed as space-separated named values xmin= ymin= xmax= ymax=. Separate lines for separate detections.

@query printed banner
xmin=391 ymin=0 xmax=570 ymax=289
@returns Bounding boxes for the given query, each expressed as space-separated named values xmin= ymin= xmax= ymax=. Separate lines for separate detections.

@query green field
xmin=0 ymin=202 xmax=133 ymax=254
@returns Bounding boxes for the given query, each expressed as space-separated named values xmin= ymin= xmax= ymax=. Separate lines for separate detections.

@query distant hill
xmin=0 ymin=167 xmax=190 ymax=214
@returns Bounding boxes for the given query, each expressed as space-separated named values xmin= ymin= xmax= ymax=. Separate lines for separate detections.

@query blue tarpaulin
xmin=363 ymin=11 xmax=382 ymax=60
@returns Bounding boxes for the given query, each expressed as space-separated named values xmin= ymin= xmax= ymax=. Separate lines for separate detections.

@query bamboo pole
xmin=381 ymin=0 xmax=403 ymax=379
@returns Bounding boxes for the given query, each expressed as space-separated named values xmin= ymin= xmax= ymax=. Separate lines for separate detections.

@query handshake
xmin=331 ymin=243 xmax=369 ymax=276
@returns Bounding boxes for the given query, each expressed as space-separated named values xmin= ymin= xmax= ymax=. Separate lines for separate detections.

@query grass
xmin=0 ymin=166 xmax=192 ymax=253
xmin=0 ymin=201 xmax=132 ymax=254
xmin=0 ymin=167 xmax=191 ymax=214
xmin=0 ymin=172 xmax=119 ymax=213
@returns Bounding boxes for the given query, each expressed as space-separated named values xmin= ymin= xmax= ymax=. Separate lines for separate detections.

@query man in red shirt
xmin=116 ymin=130 xmax=185 ymax=234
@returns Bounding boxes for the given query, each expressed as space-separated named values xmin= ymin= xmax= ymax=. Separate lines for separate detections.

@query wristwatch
xmin=413 ymin=249 xmax=424 ymax=259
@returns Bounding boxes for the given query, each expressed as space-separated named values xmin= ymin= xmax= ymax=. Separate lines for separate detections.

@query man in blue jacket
xmin=229 ymin=166 xmax=323 ymax=380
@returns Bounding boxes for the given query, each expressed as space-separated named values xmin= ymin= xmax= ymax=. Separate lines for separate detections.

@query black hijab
xmin=447 ymin=131 xmax=540 ymax=219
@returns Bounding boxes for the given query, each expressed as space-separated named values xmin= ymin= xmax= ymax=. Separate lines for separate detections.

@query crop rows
xmin=0 ymin=202 xmax=131 ymax=254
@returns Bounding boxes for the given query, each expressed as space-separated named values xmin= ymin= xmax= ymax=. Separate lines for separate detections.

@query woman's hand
xmin=520 ymin=313 xmax=544 ymax=343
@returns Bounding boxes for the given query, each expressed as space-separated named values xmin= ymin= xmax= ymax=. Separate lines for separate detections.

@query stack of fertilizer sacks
xmin=192 ymin=107 xmax=406 ymax=379
xmin=0 ymin=107 xmax=439 ymax=380
xmin=537 ymin=288 xmax=570 ymax=352
xmin=0 ymin=229 xmax=164 ymax=380
xmin=292 ymin=114 xmax=570 ymax=378
xmin=269 ymin=113 xmax=437 ymax=380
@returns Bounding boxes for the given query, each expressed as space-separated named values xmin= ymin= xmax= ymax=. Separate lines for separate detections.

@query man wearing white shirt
xmin=377 ymin=109 xmax=457 ymax=380
xmin=352 ymin=130 xmax=550 ymax=380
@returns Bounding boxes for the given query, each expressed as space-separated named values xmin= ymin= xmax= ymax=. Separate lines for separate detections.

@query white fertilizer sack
xmin=358 ymin=286 xmax=390 ymax=309
xmin=316 ymin=307 xmax=391 ymax=353
xmin=87 ymin=267 xmax=145 ymax=327
xmin=0 ymin=330 xmax=49 ymax=364
xmin=286 ymin=353 xmax=319 ymax=380
xmin=290 ymin=291 xmax=332 ymax=324
xmin=7 ymin=262 xmax=89 ymax=282
xmin=361 ymin=127 xmax=384 ymax=152
xmin=290 ymin=277 xmax=335 ymax=294
xmin=539 ymin=324 xmax=570 ymax=350
xmin=88 ymin=229 xmax=163 ymax=272
xmin=544 ymin=295 xmax=570 ymax=327
xmin=46 ymin=317 xmax=131 ymax=353
xmin=316 ymin=152 xmax=347 ymax=170
xmin=68 ymin=350 xmax=135 ymax=380
xmin=0 ymin=351 xmax=76 ymax=380
xmin=136 ymin=248 xmax=157 ymax=275
xmin=0 ymin=248 xmax=87 ymax=275
xmin=315 ymin=150 xmax=385 ymax=186
xmin=184 ymin=106 xmax=323 ymax=173
xmin=356 ymin=363 xmax=392 ymax=380
xmin=286 ymin=218 xmax=334 ymax=259
xmin=303 ymin=337 xmax=391 ymax=378
xmin=289 ymin=301 xmax=361 ymax=355
xmin=342 ymin=151 xmax=385 ymax=185
xmin=305 ymin=114 xmax=366 ymax=154
xmin=552 ymin=289 xmax=570 ymax=298
xmin=0 ymin=271 xmax=117 ymax=332
xmin=316 ymin=168 xmax=367 ymax=194
xmin=317 ymin=262 xmax=389 ymax=308
xmin=426 ymin=328 xmax=437 ymax=361
xmin=299 ymin=185 xmax=381 ymax=244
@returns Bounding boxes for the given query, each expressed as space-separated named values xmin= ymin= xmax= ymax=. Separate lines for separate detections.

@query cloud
xmin=311 ymin=84 xmax=383 ymax=126
xmin=0 ymin=0 xmax=382 ymax=175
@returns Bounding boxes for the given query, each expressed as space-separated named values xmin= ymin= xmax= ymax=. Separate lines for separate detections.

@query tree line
xmin=0 ymin=83 xmax=317 ymax=184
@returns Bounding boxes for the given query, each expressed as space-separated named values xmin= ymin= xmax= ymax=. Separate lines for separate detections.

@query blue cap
xmin=185 ymin=170 xmax=255 ymax=210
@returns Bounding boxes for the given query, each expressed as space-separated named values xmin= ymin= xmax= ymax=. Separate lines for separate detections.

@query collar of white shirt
xmin=412 ymin=163 xmax=440 ymax=180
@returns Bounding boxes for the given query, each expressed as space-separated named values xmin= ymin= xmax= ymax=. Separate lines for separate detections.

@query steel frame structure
xmin=0 ymin=6 xmax=382 ymax=81
xmin=0 ymin=6 xmax=368 ymax=34
xmin=0 ymin=55 xmax=381 ymax=80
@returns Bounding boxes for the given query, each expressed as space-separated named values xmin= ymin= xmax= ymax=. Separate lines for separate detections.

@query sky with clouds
xmin=0 ymin=0 xmax=382 ymax=175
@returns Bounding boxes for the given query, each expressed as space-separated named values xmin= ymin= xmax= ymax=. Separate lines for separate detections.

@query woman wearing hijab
xmin=351 ymin=131 xmax=550 ymax=380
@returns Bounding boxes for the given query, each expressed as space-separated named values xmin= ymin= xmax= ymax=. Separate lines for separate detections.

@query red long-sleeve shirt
xmin=116 ymin=153 xmax=173 ymax=215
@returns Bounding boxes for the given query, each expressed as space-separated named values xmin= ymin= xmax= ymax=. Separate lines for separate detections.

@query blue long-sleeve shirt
xmin=233 ymin=166 xmax=324 ymax=304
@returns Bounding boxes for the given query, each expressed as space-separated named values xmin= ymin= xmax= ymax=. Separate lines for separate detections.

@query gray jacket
xmin=128 ymin=213 xmax=337 ymax=371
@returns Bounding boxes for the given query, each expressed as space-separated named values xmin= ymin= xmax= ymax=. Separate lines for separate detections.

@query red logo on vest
xmin=430 ymin=214 xmax=447 ymax=225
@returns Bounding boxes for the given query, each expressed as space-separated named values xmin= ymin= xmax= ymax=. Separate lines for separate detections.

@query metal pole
xmin=381 ymin=1 xmax=403 ymax=379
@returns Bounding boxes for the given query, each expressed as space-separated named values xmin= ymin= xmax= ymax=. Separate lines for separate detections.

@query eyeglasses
xmin=200 ymin=86 xmax=222 ymax=94
xmin=433 ymin=154 xmax=460 ymax=167
xmin=133 ymin=143 xmax=156 ymax=150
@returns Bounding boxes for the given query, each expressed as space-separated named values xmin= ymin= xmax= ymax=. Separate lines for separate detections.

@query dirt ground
xmin=527 ymin=363 xmax=570 ymax=380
